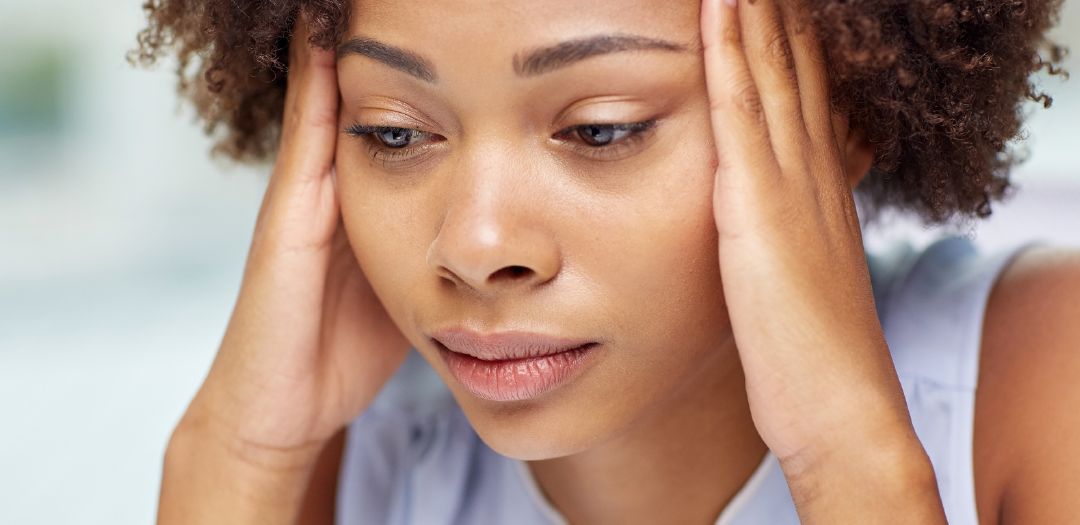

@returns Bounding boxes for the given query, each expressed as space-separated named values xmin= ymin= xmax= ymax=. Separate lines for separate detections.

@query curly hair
xmin=131 ymin=0 xmax=1065 ymax=222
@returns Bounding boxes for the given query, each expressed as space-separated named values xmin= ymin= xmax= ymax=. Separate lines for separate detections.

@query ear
xmin=843 ymin=127 xmax=875 ymax=190
xmin=830 ymin=113 xmax=875 ymax=190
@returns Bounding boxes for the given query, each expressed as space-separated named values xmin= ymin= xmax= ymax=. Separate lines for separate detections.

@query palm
xmin=314 ymin=224 xmax=410 ymax=438
xmin=187 ymin=29 xmax=410 ymax=452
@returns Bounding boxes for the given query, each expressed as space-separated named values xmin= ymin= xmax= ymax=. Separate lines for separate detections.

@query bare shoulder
xmin=974 ymin=246 xmax=1080 ymax=524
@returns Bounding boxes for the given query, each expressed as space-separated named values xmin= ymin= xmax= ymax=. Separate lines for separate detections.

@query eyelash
xmin=343 ymin=121 xmax=657 ymax=168
xmin=343 ymin=125 xmax=441 ymax=169
xmin=555 ymin=121 xmax=656 ymax=160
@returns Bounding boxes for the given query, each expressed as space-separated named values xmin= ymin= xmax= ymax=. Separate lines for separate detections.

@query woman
xmin=136 ymin=0 xmax=1079 ymax=523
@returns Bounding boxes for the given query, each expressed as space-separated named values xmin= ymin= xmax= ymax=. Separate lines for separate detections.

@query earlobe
xmin=844 ymin=127 xmax=875 ymax=190
xmin=829 ymin=112 xmax=875 ymax=190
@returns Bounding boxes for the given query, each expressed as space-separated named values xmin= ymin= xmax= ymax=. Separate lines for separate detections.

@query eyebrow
xmin=337 ymin=37 xmax=438 ymax=83
xmin=336 ymin=33 xmax=686 ymax=83
xmin=514 ymin=34 xmax=686 ymax=77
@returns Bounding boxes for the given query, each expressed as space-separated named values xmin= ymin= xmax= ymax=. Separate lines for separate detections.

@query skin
xmin=974 ymin=247 xmax=1080 ymax=525
xmin=156 ymin=0 xmax=1080 ymax=523
xmin=337 ymin=0 xmax=739 ymax=466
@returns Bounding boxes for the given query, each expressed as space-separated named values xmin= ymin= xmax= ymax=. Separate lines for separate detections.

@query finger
xmin=776 ymin=0 xmax=834 ymax=150
xmin=737 ymin=0 xmax=809 ymax=168
xmin=701 ymin=0 xmax=780 ymax=187
xmin=277 ymin=13 xmax=340 ymax=187
xmin=235 ymin=13 xmax=342 ymax=349
xmin=256 ymin=12 xmax=340 ymax=239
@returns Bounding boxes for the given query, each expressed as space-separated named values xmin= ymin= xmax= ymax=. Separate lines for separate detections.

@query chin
xmin=479 ymin=433 xmax=590 ymax=462
xmin=465 ymin=406 xmax=611 ymax=461
xmin=448 ymin=380 xmax=631 ymax=461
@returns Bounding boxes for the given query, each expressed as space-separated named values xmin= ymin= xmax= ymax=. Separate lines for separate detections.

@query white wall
xmin=0 ymin=1 xmax=266 ymax=523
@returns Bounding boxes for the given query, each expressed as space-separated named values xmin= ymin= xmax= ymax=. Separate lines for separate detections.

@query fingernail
xmin=723 ymin=0 xmax=737 ymax=7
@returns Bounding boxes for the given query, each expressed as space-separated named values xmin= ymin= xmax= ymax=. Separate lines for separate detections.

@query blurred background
xmin=0 ymin=0 xmax=1077 ymax=522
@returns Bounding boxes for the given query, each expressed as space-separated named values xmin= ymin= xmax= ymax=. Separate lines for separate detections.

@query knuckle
xmin=701 ymin=33 xmax=721 ymax=55
xmin=719 ymin=20 xmax=742 ymax=48
xmin=711 ymin=80 xmax=765 ymax=122
xmin=764 ymin=31 xmax=796 ymax=74
xmin=730 ymin=82 xmax=765 ymax=122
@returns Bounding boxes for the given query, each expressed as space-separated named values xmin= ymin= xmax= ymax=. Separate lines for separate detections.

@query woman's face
xmin=336 ymin=0 xmax=732 ymax=460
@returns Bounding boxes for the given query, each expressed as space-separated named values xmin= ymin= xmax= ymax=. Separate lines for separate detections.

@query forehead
xmin=346 ymin=0 xmax=702 ymax=61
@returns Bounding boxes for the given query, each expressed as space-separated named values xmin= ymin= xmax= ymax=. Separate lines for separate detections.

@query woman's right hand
xmin=158 ymin=15 xmax=411 ymax=524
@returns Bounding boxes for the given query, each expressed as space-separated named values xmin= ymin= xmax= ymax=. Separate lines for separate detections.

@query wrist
xmin=171 ymin=400 xmax=328 ymax=472
xmin=779 ymin=427 xmax=946 ymax=524
xmin=158 ymin=402 xmax=329 ymax=524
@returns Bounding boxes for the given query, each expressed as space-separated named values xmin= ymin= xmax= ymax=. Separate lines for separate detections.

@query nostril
xmin=489 ymin=265 xmax=533 ymax=282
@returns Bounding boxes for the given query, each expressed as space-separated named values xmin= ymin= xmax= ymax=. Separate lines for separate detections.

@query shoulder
xmin=974 ymin=247 xmax=1080 ymax=524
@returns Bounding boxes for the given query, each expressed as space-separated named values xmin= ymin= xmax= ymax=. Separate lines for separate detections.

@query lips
xmin=432 ymin=329 xmax=597 ymax=402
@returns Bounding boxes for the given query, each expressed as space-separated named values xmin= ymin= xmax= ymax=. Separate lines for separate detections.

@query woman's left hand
xmin=701 ymin=0 xmax=947 ymax=521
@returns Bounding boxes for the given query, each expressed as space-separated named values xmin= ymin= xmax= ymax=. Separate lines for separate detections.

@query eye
xmin=559 ymin=121 xmax=655 ymax=150
xmin=375 ymin=127 xmax=432 ymax=148
xmin=574 ymin=124 xmax=636 ymax=147
xmin=344 ymin=123 xmax=447 ymax=171
xmin=345 ymin=125 xmax=435 ymax=148
xmin=552 ymin=120 xmax=657 ymax=161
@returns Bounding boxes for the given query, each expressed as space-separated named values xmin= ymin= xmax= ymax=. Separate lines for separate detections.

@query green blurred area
xmin=0 ymin=44 xmax=66 ymax=136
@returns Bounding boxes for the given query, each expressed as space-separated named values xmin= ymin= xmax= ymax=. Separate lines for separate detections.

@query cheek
xmin=577 ymin=117 xmax=725 ymax=361
xmin=599 ymin=151 xmax=726 ymax=374
xmin=335 ymin=144 xmax=436 ymax=344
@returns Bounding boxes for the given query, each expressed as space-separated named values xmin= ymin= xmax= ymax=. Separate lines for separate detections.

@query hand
xmin=701 ymin=0 xmax=946 ymax=521
xmin=158 ymin=15 xmax=410 ymax=524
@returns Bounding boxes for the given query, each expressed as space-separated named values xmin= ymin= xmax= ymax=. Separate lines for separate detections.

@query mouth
xmin=431 ymin=329 xmax=598 ymax=402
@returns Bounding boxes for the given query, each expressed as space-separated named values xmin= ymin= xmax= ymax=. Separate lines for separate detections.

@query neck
xmin=528 ymin=342 xmax=767 ymax=525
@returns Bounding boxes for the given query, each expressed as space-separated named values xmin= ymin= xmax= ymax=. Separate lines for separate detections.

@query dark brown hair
xmin=132 ymin=0 xmax=1065 ymax=222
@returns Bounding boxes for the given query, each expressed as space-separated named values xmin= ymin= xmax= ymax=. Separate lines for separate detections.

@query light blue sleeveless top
xmin=336 ymin=237 xmax=1028 ymax=525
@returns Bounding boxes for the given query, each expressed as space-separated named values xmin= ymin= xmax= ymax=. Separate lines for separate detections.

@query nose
xmin=427 ymin=169 xmax=561 ymax=294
